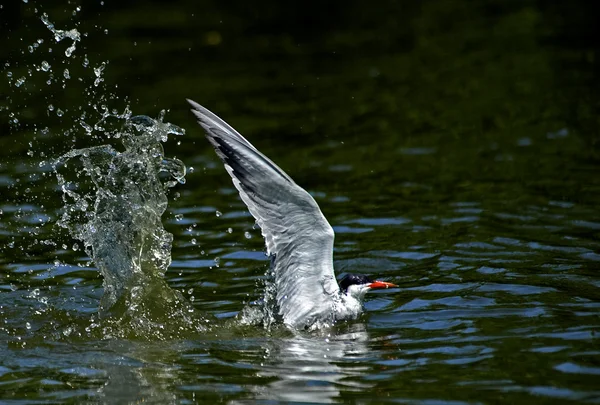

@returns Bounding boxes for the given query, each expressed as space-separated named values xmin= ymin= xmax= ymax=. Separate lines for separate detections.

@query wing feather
xmin=188 ymin=100 xmax=339 ymax=328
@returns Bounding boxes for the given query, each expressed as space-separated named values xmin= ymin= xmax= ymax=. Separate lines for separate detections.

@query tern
xmin=188 ymin=99 xmax=398 ymax=329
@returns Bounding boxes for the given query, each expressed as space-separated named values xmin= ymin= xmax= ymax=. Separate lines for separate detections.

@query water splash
xmin=40 ymin=12 xmax=81 ymax=57
xmin=53 ymin=112 xmax=205 ymax=334
xmin=238 ymin=263 xmax=286 ymax=330
xmin=2 ymin=5 xmax=207 ymax=338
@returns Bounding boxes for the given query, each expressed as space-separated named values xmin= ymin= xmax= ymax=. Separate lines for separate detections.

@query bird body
xmin=188 ymin=100 xmax=397 ymax=329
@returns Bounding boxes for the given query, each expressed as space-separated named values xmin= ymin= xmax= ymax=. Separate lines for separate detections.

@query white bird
xmin=188 ymin=99 xmax=397 ymax=329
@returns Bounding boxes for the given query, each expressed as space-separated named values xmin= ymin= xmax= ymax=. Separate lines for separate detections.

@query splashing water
xmin=53 ymin=112 xmax=206 ymax=335
xmin=40 ymin=12 xmax=81 ymax=57
xmin=0 ymin=7 xmax=233 ymax=340
xmin=1 ymin=7 xmax=210 ymax=338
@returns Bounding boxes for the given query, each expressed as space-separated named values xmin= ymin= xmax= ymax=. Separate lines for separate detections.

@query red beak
xmin=368 ymin=281 xmax=398 ymax=290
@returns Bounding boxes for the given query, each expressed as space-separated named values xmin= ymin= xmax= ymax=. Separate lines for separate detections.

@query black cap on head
xmin=338 ymin=274 xmax=373 ymax=293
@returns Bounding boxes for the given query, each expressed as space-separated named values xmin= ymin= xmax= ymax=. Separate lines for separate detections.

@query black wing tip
xmin=187 ymin=98 xmax=296 ymax=188
xmin=187 ymin=99 xmax=218 ymax=126
xmin=186 ymin=98 xmax=201 ymax=109
xmin=209 ymin=136 xmax=256 ymax=189
xmin=187 ymin=99 xmax=209 ymax=122
xmin=186 ymin=99 xmax=221 ymax=139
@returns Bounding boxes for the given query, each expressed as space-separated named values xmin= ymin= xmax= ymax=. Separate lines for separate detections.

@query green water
xmin=1 ymin=1 xmax=599 ymax=404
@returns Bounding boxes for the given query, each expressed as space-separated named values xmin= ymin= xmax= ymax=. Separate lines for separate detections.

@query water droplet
xmin=48 ymin=104 xmax=54 ymax=111
xmin=227 ymin=227 xmax=233 ymax=234
xmin=244 ymin=231 xmax=252 ymax=239
xmin=41 ymin=60 xmax=50 ymax=71
xmin=72 ymin=243 xmax=79 ymax=251
xmin=56 ymin=109 xmax=64 ymax=117
xmin=191 ymin=238 xmax=197 ymax=245
xmin=25 ymin=322 xmax=31 ymax=329
xmin=63 ymin=69 xmax=70 ymax=79
xmin=65 ymin=43 xmax=76 ymax=57
xmin=215 ymin=210 xmax=222 ymax=217
xmin=175 ymin=213 xmax=183 ymax=221
xmin=15 ymin=77 xmax=26 ymax=87
xmin=80 ymin=120 xmax=93 ymax=134
xmin=94 ymin=62 xmax=105 ymax=78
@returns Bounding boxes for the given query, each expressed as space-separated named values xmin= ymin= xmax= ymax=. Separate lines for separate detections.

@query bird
xmin=187 ymin=99 xmax=398 ymax=329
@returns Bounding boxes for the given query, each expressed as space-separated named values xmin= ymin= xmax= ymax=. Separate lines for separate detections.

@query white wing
xmin=188 ymin=100 xmax=340 ymax=328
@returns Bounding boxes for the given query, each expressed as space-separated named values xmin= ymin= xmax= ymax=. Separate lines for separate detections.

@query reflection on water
xmin=95 ymin=341 xmax=183 ymax=404
xmin=54 ymin=324 xmax=377 ymax=404
xmin=256 ymin=324 xmax=373 ymax=403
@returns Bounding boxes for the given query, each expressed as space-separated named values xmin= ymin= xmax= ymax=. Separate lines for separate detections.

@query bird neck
xmin=335 ymin=290 xmax=364 ymax=320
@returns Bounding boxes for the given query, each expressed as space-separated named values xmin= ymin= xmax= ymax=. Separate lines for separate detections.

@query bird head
xmin=338 ymin=274 xmax=398 ymax=301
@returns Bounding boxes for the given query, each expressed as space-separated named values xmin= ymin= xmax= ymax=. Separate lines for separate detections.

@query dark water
xmin=1 ymin=1 xmax=600 ymax=404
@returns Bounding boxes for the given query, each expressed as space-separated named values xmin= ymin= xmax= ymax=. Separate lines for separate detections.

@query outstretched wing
xmin=188 ymin=100 xmax=339 ymax=328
